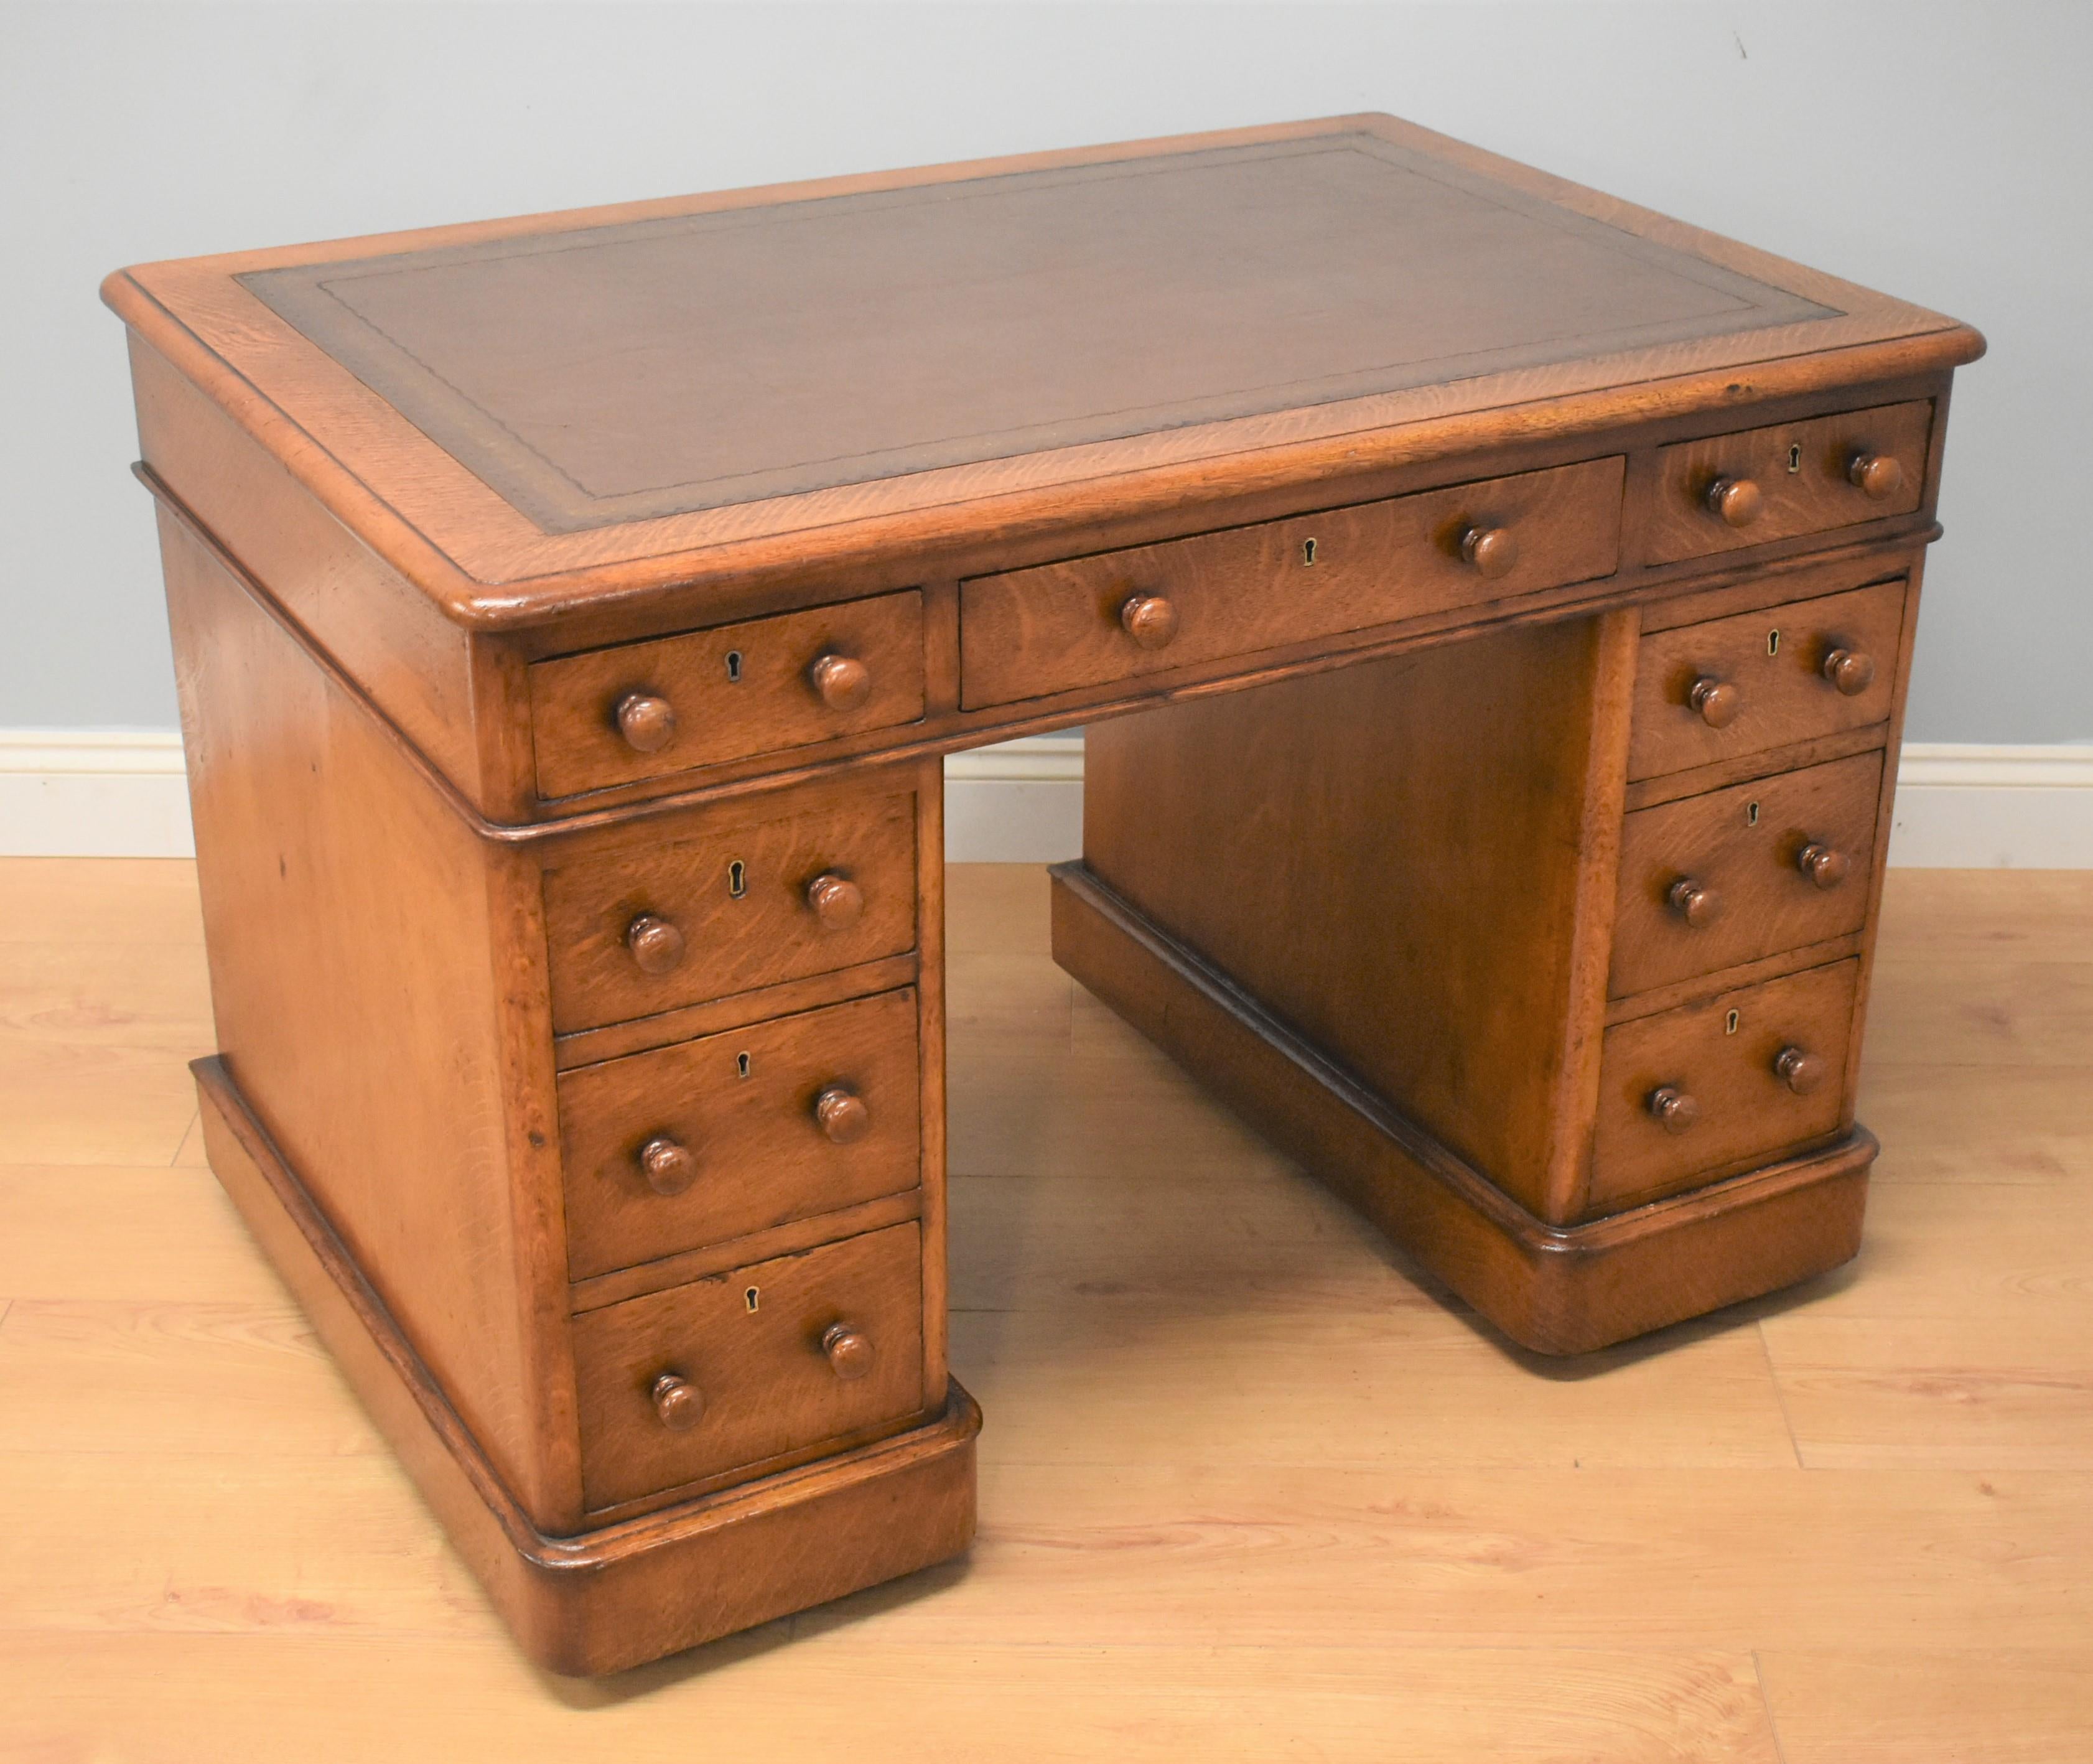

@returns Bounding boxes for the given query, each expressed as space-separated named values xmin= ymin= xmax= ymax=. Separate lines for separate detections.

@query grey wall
xmin=5 ymin=0 xmax=2086 ymax=742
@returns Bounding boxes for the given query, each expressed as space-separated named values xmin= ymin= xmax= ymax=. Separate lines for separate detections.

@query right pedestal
xmin=1058 ymin=578 xmax=1913 ymax=1352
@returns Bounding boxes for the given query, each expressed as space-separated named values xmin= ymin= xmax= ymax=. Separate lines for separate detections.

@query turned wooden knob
xmin=1821 ymin=648 xmax=1876 ymax=696
xmin=1689 ymin=676 xmax=1743 ymax=729
xmin=1796 ymin=842 xmax=1850 ymax=890
xmin=625 ymin=913 xmax=686 ymax=975
xmin=1459 ymin=525 xmax=1520 ymax=579
xmin=636 ymin=1134 xmax=697 ymax=1197
xmin=821 ymin=1321 xmax=875 ymax=1383
xmin=805 ymin=872 xmax=864 ymax=930
xmin=1774 ymin=1045 xmax=1828 ymax=1096
xmin=1847 ymin=452 xmax=1904 ymax=500
xmin=808 ymin=652 xmax=872 ymax=711
xmin=814 ymin=1085 xmax=870 ymax=1144
xmin=1705 ymin=475 xmax=1763 ymax=528
xmin=650 ymin=1373 xmax=704 ymax=1431
xmin=1119 ymin=592 xmax=1179 ymax=650
xmin=1648 ymin=1086 xmax=1700 ymax=1135
xmin=1667 ymin=877 xmax=1723 ymax=928
xmin=613 ymin=691 xmax=677 ymax=754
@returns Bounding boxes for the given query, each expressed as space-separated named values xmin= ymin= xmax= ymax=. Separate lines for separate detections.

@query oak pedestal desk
xmin=105 ymin=115 xmax=1983 ymax=1674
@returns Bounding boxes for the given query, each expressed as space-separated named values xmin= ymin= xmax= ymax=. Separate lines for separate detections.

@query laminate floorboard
xmin=2 ymin=859 xmax=2087 ymax=1761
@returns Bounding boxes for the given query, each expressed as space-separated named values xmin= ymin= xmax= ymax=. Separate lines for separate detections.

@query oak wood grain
xmin=124 ymin=335 xmax=506 ymax=804
xmin=557 ymin=987 xmax=921 ymax=1281
xmin=529 ymin=591 xmax=926 ymax=799
xmin=540 ymin=785 xmax=919 ymax=1032
xmin=570 ymin=1221 xmax=927 ymax=1511
xmin=959 ymin=457 xmax=1624 ymax=707
xmin=1610 ymin=750 xmax=1884 ymax=997
xmin=1628 ymin=579 xmax=1906 ymax=780
xmin=1644 ymin=400 xmax=1932 ymax=565
xmin=1081 ymin=617 xmax=1633 ymax=1223
xmin=569 ymin=1189 xmax=925 ymax=1314
xmin=1589 ymin=959 xmax=1860 ymax=1213
xmin=157 ymin=511 xmax=582 ymax=1531
xmin=549 ymin=952 xmax=919 ymax=1069
xmin=131 ymin=449 xmax=1940 ymax=833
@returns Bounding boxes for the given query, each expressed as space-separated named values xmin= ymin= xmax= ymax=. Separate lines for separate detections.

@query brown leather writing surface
xmin=242 ymin=133 xmax=1831 ymax=530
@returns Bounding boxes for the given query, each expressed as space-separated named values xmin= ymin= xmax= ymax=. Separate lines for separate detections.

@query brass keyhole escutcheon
xmin=744 ymin=1286 xmax=760 ymax=1313
xmin=1726 ymin=1009 xmax=1741 ymax=1036
xmin=1787 ymin=442 xmax=1803 ymax=474
xmin=725 ymin=650 xmax=744 ymax=683
xmin=1746 ymin=800 xmax=1760 ymax=828
xmin=735 ymin=1051 xmax=752 ymax=1079
xmin=728 ymin=859 xmax=747 ymax=898
xmin=1302 ymin=537 xmax=1318 ymax=566
xmin=1767 ymin=628 xmax=1781 ymax=656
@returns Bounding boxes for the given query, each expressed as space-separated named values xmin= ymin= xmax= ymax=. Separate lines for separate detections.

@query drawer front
xmin=573 ymin=1222 xmax=925 ymax=1511
xmin=1629 ymin=580 xmax=1906 ymax=780
xmin=1590 ymin=959 xmax=1857 ymax=1213
xmin=558 ymin=989 xmax=922 ymax=1281
xmin=544 ymin=790 xmax=918 ymax=1033
xmin=529 ymin=592 xmax=925 ymax=799
xmin=957 ymin=457 xmax=1624 ymax=709
xmin=1644 ymin=400 xmax=1930 ymax=566
xmin=1611 ymin=751 xmax=1883 ymax=999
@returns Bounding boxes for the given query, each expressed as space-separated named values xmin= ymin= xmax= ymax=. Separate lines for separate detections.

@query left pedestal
xmin=156 ymin=477 xmax=973 ymax=1674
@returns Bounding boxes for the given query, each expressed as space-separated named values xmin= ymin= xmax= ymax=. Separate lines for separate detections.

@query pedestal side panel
xmin=161 ymin=513 xmax=577 ymax=1524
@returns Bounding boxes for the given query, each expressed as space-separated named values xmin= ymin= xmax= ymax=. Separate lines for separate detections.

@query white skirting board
xmin=1 ymin=730 xmax=2088 ymax=867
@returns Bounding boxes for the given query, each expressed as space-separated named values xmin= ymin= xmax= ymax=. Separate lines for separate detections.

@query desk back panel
xmin=1081 ymin=613 xmax=1635 ymax=1221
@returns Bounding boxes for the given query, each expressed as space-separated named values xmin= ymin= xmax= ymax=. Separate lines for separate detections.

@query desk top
xmin=105 ymin=114 xmax=1979 ymax=623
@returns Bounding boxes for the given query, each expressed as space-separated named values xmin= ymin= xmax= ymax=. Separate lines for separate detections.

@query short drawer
xmin=1611 ymin=751 xmax=1883 ymax=999
xmin=1644 ymin=400 xmax=1930 ymax=566
xmin=558 ymin=989 xmax=922 ymax=1281
xmin=957 ymin=457 xmax=1623 ymax=709
xmin=1629 ymin=579 xmax=1907 ymax=780
xmin=543 ymin=788 xmax=918 ymax=1034
xmin=1589 ymin=959 xmax=1857 ymax=1214
xmin=528 ymin=592 xmax=925 ymax=799
xmin=572 ymin=1221 xmax=926 ymax=1511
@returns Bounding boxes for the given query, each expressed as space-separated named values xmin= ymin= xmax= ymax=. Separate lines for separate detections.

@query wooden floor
xmin=1 ymin=860 xmax=2088 ymax=1760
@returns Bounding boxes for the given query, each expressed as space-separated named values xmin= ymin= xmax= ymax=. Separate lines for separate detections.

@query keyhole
xmin=725 ymin=651 xmax=743 ymax=683
xmin=735 ymin=1051 xmax=751 ymax=1079
xmin=744 ymin=1286 xmax=760 ymax=1312
xmin=1767 ymin=629 xmax=1782 ymax=657
xmin=728 ymin=860 xmax=746 ymax=898
xmin=1746 ymin=800 xmax=1760 ymax=828
xmin=1302 ymin=537 xmax=1318 ymax=566
xmin=1786 ymin=443 xmax=1803 ymax=474
xmin=1726 ymin=1009 xmax=1741 ymax=1036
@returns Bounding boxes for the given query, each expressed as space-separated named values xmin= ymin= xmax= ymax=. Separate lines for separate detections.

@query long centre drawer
xmin=958 ymin=455 xmax=1624 ymax=707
